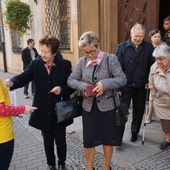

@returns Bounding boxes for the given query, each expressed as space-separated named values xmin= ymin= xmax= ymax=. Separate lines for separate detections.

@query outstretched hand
xmin=4 ymin=79 xmax=14 ymax=88
xmin=24 ymin=106 xmax=37 ymax=115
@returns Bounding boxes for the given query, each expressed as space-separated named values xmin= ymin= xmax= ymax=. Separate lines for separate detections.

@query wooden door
xmin=118 ymin=0 xmax=159 ymax=43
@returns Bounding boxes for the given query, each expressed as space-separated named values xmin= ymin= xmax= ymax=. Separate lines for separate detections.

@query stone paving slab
xmin=10 ymin=118 xmax=47 ymax=170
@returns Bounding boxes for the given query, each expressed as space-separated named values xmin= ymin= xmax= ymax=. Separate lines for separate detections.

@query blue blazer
xmin=115 ymin=39 xmax=155 ymax=88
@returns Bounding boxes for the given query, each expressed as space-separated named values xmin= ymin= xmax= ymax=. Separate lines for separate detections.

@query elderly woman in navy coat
xmin=4 ymin=35 xmax=74 ymax=170
xmin=67 ymin=31 xmax=127 ymax=170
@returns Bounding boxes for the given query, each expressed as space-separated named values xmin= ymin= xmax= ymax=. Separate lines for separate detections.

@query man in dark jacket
xmin=21 ymin=38 xmax=39 ymax=98
xmin=5 ymin=35 xmax=74 ymax=170
xmin=115 ymin=23 xmax=155 ymax=143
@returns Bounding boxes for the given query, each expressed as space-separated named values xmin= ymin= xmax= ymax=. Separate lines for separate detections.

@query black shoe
xmin=159 ymin=141 xmax=170 ymax=150
xmin=58 ymin=165 xmax=66 ymax=170
xmin=48 ymin=166 xmax=57 ymax=170
xmin=130 ymin=133 xmax=138 ymax=142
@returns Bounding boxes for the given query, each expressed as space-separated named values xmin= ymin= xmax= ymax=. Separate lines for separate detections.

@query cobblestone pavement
xmin=130 ymin=150 xmax=170 ymax=170
xmin=10 ymin=116 xmax=122 ymax=170
xmin=1 ymin=71 xmax=170 ymax=170
xmin=11 ymin=116 xmax=170 ymax=170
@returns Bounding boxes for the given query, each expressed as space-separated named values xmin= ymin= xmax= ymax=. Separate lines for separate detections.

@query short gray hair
xmin=153 ymin=44 xmax=170 ymax=58
xmin=130 ymin=23 xmax=145 ymax=35
xmin=78 ymin=31 xmax=99 ymax=49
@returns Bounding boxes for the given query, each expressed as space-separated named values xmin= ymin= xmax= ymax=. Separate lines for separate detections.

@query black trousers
xmin=24 ymin=80 xmax=35 ymax=94
xmin=122 ymin=87 xmax=147 ymax=135
xmin=42 ymin=127 xmax=66 ymax=167
xmin=0 ymin=139 xmax=14 ymax=170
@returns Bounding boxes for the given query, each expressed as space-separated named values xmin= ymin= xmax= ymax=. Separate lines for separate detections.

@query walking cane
xmin=142 ymin=88 xmax=149 ymax=145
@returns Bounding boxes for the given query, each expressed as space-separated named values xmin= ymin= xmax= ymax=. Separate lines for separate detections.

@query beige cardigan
xmin=149 ymin=62 xmax=170 ymax=120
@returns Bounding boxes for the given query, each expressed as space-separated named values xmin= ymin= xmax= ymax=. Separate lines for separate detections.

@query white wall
xmin=0 ymin=0 xmax=79 ymax=73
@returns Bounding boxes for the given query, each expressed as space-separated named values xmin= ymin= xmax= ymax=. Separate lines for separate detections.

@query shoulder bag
xmin=112 ymin=94 xmax=129 ymax=126
xmin=55 ymin=94 xmax=83 ymax=123
xmin=107 ymin=56 xmax=129 ymax=126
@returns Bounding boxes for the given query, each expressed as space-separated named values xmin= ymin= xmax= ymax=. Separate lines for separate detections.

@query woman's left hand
xmin=93 ymin=82 xmax=104 ymax=97
xmin=50 ymin=86 xmax=61 ymax=95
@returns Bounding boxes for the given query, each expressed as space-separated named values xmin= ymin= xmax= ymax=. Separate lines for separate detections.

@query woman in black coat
xmin=5 ymin=35 xmax=74 ymax=170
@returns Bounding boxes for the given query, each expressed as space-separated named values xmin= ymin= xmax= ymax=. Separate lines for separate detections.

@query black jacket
xmin=162 ymin=31 xmax=170 ymax=46
xmin=21 ymin=47 xmax=39 ymax=69
xmin=10 ymin=56 xmax=74 ymax=130
xmin=115 ymin=39 xmax=155 ymax=89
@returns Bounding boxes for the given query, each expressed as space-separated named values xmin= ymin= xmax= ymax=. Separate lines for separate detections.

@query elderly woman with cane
xmin=145 ymin=29 xmax=162 ymax=124
xmin=149 ymin=44 xmax=170 ymax=150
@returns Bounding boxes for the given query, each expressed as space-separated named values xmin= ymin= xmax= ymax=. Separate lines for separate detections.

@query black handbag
xmin=55 ymin=95 xmax=83 ymax=123
xmin=107 ymin=56 xmax=129 ymax=126
xmin=112 ymin=95 xmax=129 ymax=126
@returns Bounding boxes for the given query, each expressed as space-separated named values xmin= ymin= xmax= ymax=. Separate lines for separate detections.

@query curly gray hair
xmin=153 ymin=44 xmax=170 ymax=59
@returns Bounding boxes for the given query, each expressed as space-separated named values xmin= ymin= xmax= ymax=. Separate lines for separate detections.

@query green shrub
xmin=4 ymin=0 xmax=33 ymax=36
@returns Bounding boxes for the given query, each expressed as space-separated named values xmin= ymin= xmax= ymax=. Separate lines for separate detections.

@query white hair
xmin=153 ymin=44 xmax=170 ymax=59
xmin=130 ymin=23 xmax=145 ymax=35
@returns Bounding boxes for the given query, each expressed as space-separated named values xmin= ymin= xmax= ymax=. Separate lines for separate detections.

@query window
xmin=45 ymin=0 xmax=71 ymax=50
xmin=11 ymin=32 xmax=22 ymax=52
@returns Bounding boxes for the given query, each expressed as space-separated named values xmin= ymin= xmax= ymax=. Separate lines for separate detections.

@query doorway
xmin=159 ymin=0 xmax=170 ymax=32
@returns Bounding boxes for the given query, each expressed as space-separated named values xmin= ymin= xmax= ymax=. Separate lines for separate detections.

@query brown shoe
xmin=159 ymin=141 xmax=170 ymax=150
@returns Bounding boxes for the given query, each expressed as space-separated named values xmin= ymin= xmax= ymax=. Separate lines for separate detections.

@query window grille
xmin=45 ymin=0 xmax=71 ymax=50
xmin=11 ymin=32 xmax=22 ymax=52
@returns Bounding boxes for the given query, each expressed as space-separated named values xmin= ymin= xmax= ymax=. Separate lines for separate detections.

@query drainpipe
xmin=0 ymin=1 xmax=7 ymax=72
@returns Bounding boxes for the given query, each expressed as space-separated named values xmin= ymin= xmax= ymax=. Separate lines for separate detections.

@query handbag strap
xmin=107 ymin=56 xmax=117 ymax=108
xmin=106 ymin=56 xmax=112 ymax=78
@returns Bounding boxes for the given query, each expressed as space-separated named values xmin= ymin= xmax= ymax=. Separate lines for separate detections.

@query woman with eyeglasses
xmin=149 ymin=44 xmax=170 ymax=150
xmin=4 ymin=35 xmax=74 ymax=170
xmin=67 ymin=31 xmax=127 ymax=170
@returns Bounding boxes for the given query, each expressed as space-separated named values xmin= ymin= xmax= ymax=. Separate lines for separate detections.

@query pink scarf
xmin=86 ymin=50 xmax=104 ymax=68
xmin=45 ymin=62 xmax=55 ymax=74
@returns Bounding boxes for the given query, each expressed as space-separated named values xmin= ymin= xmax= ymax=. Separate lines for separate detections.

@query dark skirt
xmin=82 ymin=99 xmax=122 ymax=148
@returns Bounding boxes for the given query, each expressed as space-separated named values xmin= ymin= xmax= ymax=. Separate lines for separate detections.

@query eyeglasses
xmin=40 ymin=50 xmax=52 ymax=55
xmin=156 ymin=57 xmax=166 ymax=61
xmin=82 ymin=49 xmax=97 ymax=56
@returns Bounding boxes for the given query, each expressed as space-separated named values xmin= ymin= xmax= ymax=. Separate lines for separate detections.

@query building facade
xmin=0 ymin=0 xmax=169 ymax=74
